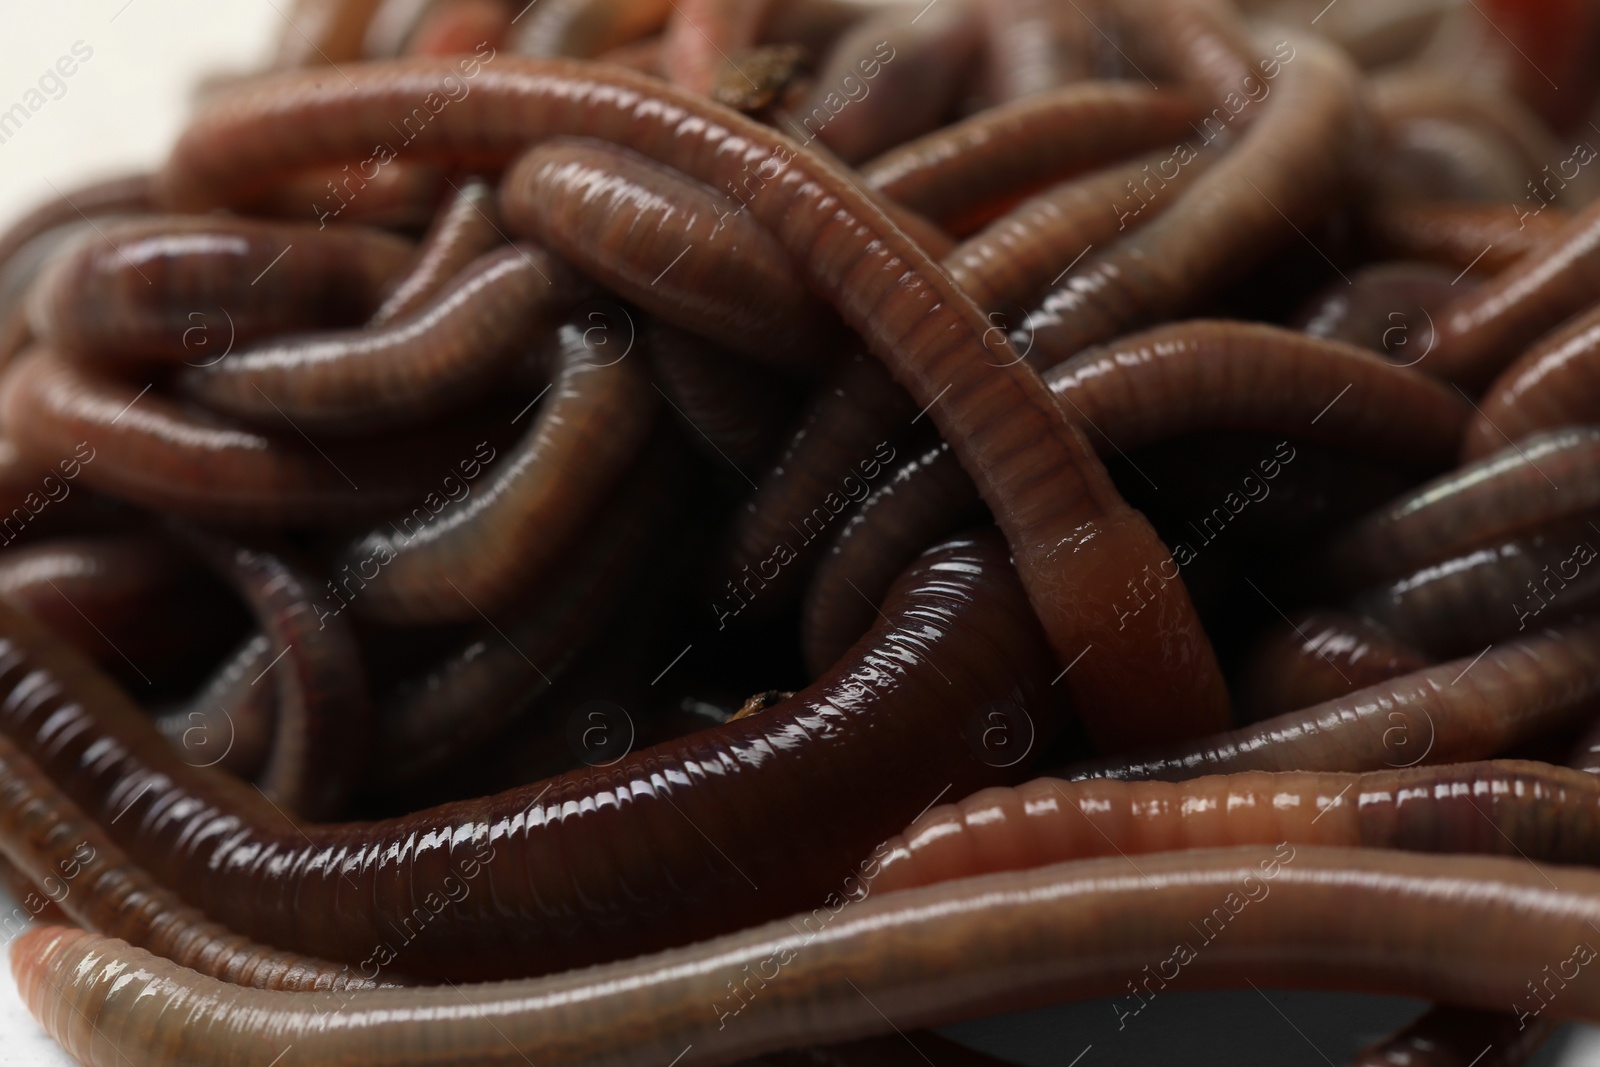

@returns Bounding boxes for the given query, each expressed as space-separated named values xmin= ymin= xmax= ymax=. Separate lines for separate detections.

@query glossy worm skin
xmin=0 ymin=732 xmax=388 ymax=992
xmin=1293 ymin=261 xmax=1461 ymax=359
xmin=0 ymin=533 xmax=1060 ymax=979
xmin=661 ymin=0 xmax=774 ymax=95
xmin=0 ymin=349 xmax=435 ymax=526
xmin=28 ymin=216 xmax=413 ymax=367
xmin=869 ymin=760 xmax=1600 ymax=895
xmin=157 ymin=51 xmax=1227 ymax=816
xmin=1237 ymin=612 xmax=1426 ymax=722
xmin=1022 ymin=36 xmax=1368 ymax=365
xmin=0 ymin=173 xmax=154 ymax=281
xmin=177 ymin=243 xmax=576 ymax=433
xmin=1465 ymin=301 xmax=1600 ymax=460
xmin=1066 ymin=623 xmax=1600 ymax=782
xmin=153 ymin=633 xmax=277 ymax=783
xmin=368 ymin=175 xmax=504 ymax=326
xmin=1364 ymin=200 xmax=1572 ymax=278
xmin=20 ymin=846 xmax=1600 ymax=1065
xmin=509 ymin=0 xmax=671 ymax=58
xmin=1327 ymin=427 xmax=1600 ymax=590
xmin=501 ymin=139 xmax=837 ymax=368
xmin=978 ymin=0 xmax=1099 ymax=102
xmin=337 ymin=312 xmax=656 ymax=623
xmin=860 ymin=81 xmax=1201 ymax=228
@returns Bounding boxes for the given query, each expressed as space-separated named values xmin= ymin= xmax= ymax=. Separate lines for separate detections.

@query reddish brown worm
xmin=0 ymin=533 xmax=1059 ymax=979
xmin=501 ymin=139 xmax=838 ymax=368
xmin=156 ymin=54 xmax=1229 ymax=759
xmin=661 ymin=0 xmax=774 ymax=94
xmin=176 ymin=243 xmax=577 ymax=433
xmin=1327 ymin=427 xmax=1600 ymax=590
xmin=1426 ymin=196 xmax=1600 ymax=386
xmin=648 ymin=320 xmax=793 ymax=470
xmin=18 ymin=845 xmax=1600 ymax=1065
xmin=788 ymin=0 xmax=979 ymax=165
xmin=0 ymin=732 xmax=392 ymax=992
xmin=251 ymin=159 xmax=447 ymax=231
xmin=801 ymin=441 xmax=986 ymax=676
xmin=1465 ymin=301 xmax=1600 ymax=460
xmin=1236 ymin=612 xmax=1427 ymax=723
xmin=270 ymin=0 xmax=385 ymax=67
xmin=1065 ymin=622 xmax=1600 ymax=782
xmin=977 ymin=0 xmax=1100 ymax=102
xmin=510 ymin=0 xmax=670 ymax=58
xmin=0 ymin=349 xmax=435 ymax=526
xmin=868 ymin=759 xmax=1600 ymax=894
xmin=0 ymin=172 xmax=153 ymax=281
xmin=1022 ymin=37 xmax=1368 ymax=365
xmin=153 ymin=633 xmax=277 ymax=783
xmin=337 ymin=310 xmax=655 ymax=623
xmin=369 ymin=175 xmax=505 ymax=326
xmin=405 ymin=0 xmax=512 ymax=56
xmin=859 ymin=81 xmax=1201 ymax=229
xmin=1119 ymin=0 xmax=1259 ymax=110
xmin=1364 ymin=200 xmax=1571 ymax=278
xmin=27 ymin=216 xmax=413 ymax=367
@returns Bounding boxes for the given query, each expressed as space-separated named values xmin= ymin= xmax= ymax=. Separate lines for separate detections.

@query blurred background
xmin=0 ymin=2 xmax=1595 ymax=1064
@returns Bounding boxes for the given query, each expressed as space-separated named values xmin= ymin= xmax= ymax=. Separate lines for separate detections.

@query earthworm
xmin=1022 ymin=36 xmax=1366 ymax=364
xmin=1292 ymin=261 xmax=1461 ymax=360
xmin=0 ymin=731 xmax=392 ymax=992
xmin=859 ymin=81 xmax=1201 ymax=229
xmin=1120 ymin=0 xmax=1258 ymax=110
xmin=501 ymin=138 xmax=839 ymax=367
xmin=335 ymin=309 xmax=655 ymax=623
xmin=0 ymin=172 xmax=153 ymax=280
xmin=661 ymin=0 xmax=775 ymax=95
xmin=801 ymin=441 xmax=985 ymax=676
xmin=509 ymin=0 xmax=671 ymax=58
xmin=19 ymin=846 xmax=1600 ymax=1066
xmin=27 ymin=216 xmax=414 ymax=368
xmin=176 ymin=243 xmax=576 ymax=434
xmin=271 ymin=0 xmax=387 ymax=67
xmin=868 ymin=759 xmax=1600 ymax=895
xmin=1350 ymin=522 xmax=1600 ymax=658
xmin=252 ymin=159 xmax=447 ymax=231
xmin=788 ymin=0 xmax=978 ymax=165
xmin=152 ymin=633 xmax=277 ymax=782
xmin=977 ymin=0 xmax=1099 ymax=102
xmin=1237 ymin=611 xmax=1427 ymax=722
xmin=1327 ymin=427 xmax=1600 ymax=589
xmin=0 ymin=349 xmax=435 ymax=526
xmin=369 ymin=176 xmax=503 ymax=325
xmin=1363 ymin=200 xmax=1571 ymax=278
xmin=367 ymin=448 xmax=668 ymax=789
xmin=158 ymin=54 xmax=1230 ymax=771
xmin=1465 ymin=302 xmax=1600 ymax=459
xmin=945 ymin=140 xmax=1223 ymax=317
xmin=1373 ymin=116 xmax=1534 ymax=204
xmin=1426 ymin=196 xmax=1600 ymax=387
xmin=648 ymin=321 xmax=794 ymax=471
xmin=1065 ymin=622 xmax=1600 ymax=782
xmin=177 ymin=527 xmax=369 ymax=820
xmin=0 ymin=531 xmax=1059 ymax=979
xmin=0 ymin=851 xmax=66 ymax=926
xmin=405 ymin=0 xmax=512 ymax=56
xmin=1351 ymin=1006 xmax=1553 ymax=1067
xmin=595 ymin=34 xmax=664 ymax=73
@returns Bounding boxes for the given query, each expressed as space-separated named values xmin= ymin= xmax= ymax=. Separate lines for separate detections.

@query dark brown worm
xmin=1465 ymin=301 xmax=1600 ymax=460
xmin=177 ymin=528 xmax=370 ymax=820
xmin=0 ymin=349 xmax=437 ymax=526
xmin=27 ymin=216 xmax=414 ymax=367
xmin=1426 ymin=196 xmax=1600 ymax=386
xmin=157 ymin=54 xmax=1228 ymax=767
xmin=1349 ymin=522 xmax=1600 ymax=658
xmin=0 ymin=732 xmax=392 ymax=992
xmin=336 ymin=311 xmax=655 ymax=623
xmin=1021 ymin=37 xmax=1368 ymax=365
xmin=801 ymin=441 xmax=986 ymax=676
xmin=501 ymin=139 xmax=838 ymax=367
xmin=0 ymin=172 xmax=153 ymax=281
xmin=176 ymin=243 xmax=577 ymax=433
xmin=648 ymin=321 xmax=794 ymax=471
xmin=1293 ymin=261 xmax=1461 ymax=360
xmin=1351 ymin=1006 xmax=1553 ymax=1067
xmin=153 ymin=633 xmax=277 ymax=782
xmin=859 ymin=81 xmax=1202 ymax=228
xmin=868 ymin=759 xmax=1600 ymax=894
xmin=977 ymin=0 xmax=1099 ymax=102
xmin=945 ymin=140 xmax=1224 ymax=318
xmin=368 ymin=447 xmax=668 ymax=789
xmin=718 ymin=352 xmax=912 ymax=623
xmin=369 ymin=176 xmax=505 ymax=326
xmin=0 ymin=533 xmax=1059 ymax=980
xmin=1065 ymin=622 xmax=1600 ymax=782
xmin=1364 ymin=200 xmax=1572 ymax=278
xmin=19 ymin=845 xmax=1600 ymax=1065
xmin=1327 ymin=428 xmax=1600 ymax=590
xmin=661 ymin=0 xmax=774 ymax=94
xmin=1237 ymin=612 xmax=1427 ymax=722
xmin=510 ymin=0 xmax=670 ymax=58
xmin=787 ymin=0 xmax=978 ymax=165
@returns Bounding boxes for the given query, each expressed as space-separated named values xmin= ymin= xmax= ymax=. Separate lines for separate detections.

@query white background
xmin=0 ymin=2 xmax=1597 ymax=1064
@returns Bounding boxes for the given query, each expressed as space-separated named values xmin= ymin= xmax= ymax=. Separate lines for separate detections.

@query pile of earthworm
xmin=8 ymin=0 xmax=1600 ymax=1064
